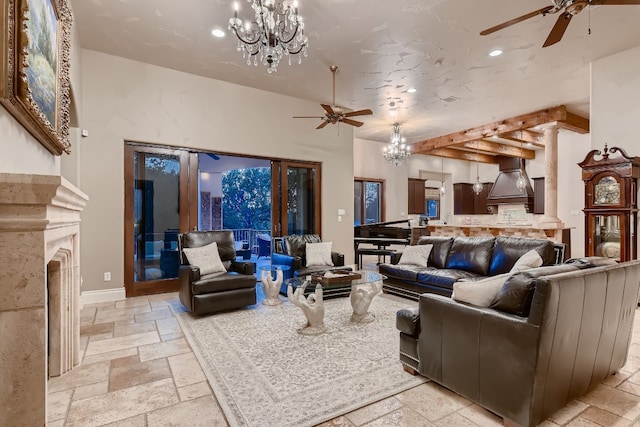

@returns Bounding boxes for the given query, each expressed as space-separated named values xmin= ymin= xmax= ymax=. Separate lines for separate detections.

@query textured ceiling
xmin=70 ymin=0 xmax=640 ymax=144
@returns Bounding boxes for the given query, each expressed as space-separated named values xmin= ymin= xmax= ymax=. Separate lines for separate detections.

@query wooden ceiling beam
xmin=556 ymin=111 xmax=590 ymax=134
xmin=447 ymin=139 xmax=536 ymax=159
xmin=411 ymin=105 xmax=589 ymax=152
xmin=422 ymin=147 xmax=500 ymax=164
xmin=498 ymin=130 xmax=544 ymax=146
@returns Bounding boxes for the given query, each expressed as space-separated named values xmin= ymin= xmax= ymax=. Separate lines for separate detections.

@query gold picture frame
xmin=0 ymin=0 xmax=73 ymax=155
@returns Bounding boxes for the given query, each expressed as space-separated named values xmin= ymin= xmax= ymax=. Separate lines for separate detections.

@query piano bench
xmin=357 ymin=248 xmax=396 ymax=269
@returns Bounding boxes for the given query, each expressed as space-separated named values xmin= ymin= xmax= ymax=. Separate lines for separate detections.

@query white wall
xmin=0 ymin=22 xmax=86 ymax=177
xmin=78 ymin=50 xmax=355 ymax=292
xmin=354 ymin=138 xmax=409 ymax=221
xmin=588 ymin=43 xmax=640 ymax=259
xmin=592 ymin=44 xmax=640 ymax=153
xmin=200 ymin=172 xmax=222 ymax=197
xmin=556 ymin=130 xmax=591 ymax=257
xmin=0 ymin=108 xmax=60 ymax=174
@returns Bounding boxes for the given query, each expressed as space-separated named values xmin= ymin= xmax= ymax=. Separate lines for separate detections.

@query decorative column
xmin=538 ymin=125 xmax=564 ymax=228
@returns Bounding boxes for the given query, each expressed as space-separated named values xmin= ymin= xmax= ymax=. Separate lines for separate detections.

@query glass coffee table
xmin=285 ymin=271 xmax=386 ymax=335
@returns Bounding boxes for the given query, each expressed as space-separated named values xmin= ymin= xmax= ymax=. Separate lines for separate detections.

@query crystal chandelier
xmin=228 ymin=0 xmax=309 ymax=74
xmin=383 ymin=123 xmax=411 ymax=166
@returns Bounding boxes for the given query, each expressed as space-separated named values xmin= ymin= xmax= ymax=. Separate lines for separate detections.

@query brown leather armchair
xmin=272 ymin=234 xmax=347 ymax=277
xmin=178 ymin=230 xmax=256 ymax=315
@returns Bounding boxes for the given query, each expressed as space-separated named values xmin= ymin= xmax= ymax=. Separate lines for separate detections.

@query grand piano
xmin=354 ymin=219 xmax=412 ymax=268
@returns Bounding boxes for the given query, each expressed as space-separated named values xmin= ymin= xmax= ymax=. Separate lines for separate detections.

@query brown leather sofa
xmin=178 ymin=230 xmax=256 ymax=315
xmin=380 ymin=236 xmax=562 ymax=300
xmin=396 ymin=258 xmax=640 ymax=426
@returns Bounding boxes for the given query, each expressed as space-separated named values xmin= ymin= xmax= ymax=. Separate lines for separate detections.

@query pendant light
xmin=472 ymin=140 xmax=483 ymax=195
xmin=516 ymin=139 xmax=527 ymax=193
xmin=439 ymin=157 xmax=447 ymax=196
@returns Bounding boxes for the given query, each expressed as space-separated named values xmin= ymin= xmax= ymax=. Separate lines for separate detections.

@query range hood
xmin=486 ymin=157 xmax=534 ymax=213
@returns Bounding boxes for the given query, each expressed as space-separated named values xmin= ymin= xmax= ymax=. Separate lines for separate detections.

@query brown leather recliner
xmin=272 ymin=234 xmax=348 ymax=276
xmin=178 ymin=230 xmax=256 ymax=315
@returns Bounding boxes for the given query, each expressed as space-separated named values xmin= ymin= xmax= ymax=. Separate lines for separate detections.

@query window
xmin=354 ymin=178 xmax=385 ymax=225
xmin=425 ymin=187 xmax=441 ymax=220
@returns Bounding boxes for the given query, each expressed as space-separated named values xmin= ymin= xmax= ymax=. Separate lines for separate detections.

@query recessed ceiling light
xmin=211 ymin=29 xmax=225 ymax=38
xmin=489 ymin=49 xmax=503 ymax=57
xmin=407 ymin=88 xmax=417 ymax=94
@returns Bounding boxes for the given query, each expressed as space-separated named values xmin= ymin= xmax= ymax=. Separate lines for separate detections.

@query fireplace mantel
xmin=0 ymin=173 xmax=88 ymax=426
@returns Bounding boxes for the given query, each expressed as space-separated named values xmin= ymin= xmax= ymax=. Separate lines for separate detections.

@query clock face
xmin=594 ymin=176 xmax=621 ymax=205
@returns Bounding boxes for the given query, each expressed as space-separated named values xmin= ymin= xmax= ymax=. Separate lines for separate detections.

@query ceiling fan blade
xmin=316 ymin=120 xmax=329 ymax=129
xmin=543 ymin=12 xmax=573 ymax=47
xmin=344 ymin=109 xmax=373 ymax=117
xmin=293 ymin=116 xmax=325 ymax=119
xmin=480 ymin=6 xmax=554 ymax=35
xmin=341 ymin=118 xmax=364 ymax=127
xmin=321 ymin=104 xmax=335 ymax=115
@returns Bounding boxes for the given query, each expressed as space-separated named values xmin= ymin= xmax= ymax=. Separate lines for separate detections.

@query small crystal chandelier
xmin=439 ymin=157 xmax=447 ymax=195
xmin=229 ymin=0 xmax=309 ymax=74
xmin=383 ymin=123 xmax=411 ymax=166
xmin=473 ymin=141 xmax=483 ymax=195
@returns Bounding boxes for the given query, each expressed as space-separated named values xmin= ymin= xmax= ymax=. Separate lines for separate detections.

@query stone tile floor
xmin=49 ymin=268 xmax=640 ymax=426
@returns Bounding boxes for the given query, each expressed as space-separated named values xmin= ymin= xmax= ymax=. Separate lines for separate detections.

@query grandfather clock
xmin=579 ymin=145 xmax=640 ymax=262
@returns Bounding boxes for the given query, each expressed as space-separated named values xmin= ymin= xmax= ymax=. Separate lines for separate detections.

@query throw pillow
xmin=306 ymin=242 xmax=334 ymax=267
xmin=398 ymin=244 xmax=433 ymax=267
xmin=510 ymin=249 xmax=543 ymax=273
xmin=182 ymin=241 xmax=227 ymax=275
xmin=490 ymin=273 xmax=537 ymax=317
xmin=452 ymin=273 xmax=511 ymax=308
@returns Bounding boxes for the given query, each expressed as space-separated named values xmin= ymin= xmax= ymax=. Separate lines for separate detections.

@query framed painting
xmin=0 ymin=0 xmax=73 ymax=155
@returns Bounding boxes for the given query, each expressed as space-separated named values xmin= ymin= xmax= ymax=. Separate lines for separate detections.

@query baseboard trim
xmin=80 ymin=287 xmax=126 ymax=308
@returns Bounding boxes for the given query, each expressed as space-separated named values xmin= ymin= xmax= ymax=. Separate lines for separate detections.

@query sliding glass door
xmin=125 ymin=144 xmax=321 ymax=296
xmin=272 ymin=161 xmax=321 ymax=238
xmin=124 ymin=144 xmax=197 ymax=297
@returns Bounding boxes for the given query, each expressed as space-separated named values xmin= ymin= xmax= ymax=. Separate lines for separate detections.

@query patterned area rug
xmin=177 ymin=294 xmax=426 ymax=427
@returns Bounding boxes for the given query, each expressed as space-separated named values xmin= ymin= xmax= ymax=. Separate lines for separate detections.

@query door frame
xmin=123 ymin=143 xmax=197 ymax=297
xmin=272 ymin=160 xmax=322 ymax=239
xmin=124 ymin=143 xmax=322 ymax=296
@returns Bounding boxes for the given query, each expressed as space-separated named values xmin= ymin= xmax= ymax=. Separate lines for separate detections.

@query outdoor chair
xmin=257 ymin=233 xmax=271 ymax=258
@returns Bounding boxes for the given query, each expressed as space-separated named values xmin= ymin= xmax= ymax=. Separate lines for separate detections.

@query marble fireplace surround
xmin=0 ymin=174 xmax=88 ymax=426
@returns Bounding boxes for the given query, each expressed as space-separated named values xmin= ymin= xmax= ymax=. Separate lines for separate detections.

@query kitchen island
xmin=427 ymin=223 xmax=572 ymax=259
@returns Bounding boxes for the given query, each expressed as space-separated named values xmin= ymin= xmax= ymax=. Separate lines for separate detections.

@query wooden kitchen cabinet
xmin=408 ymin=178 xmax=426 ymax=214
xmin=533 ymin=177 xmax=544 ymax=214
xmin=454 ymin=183 xmax=492 ymax=215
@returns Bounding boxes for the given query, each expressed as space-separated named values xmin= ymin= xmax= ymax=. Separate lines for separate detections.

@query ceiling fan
xmin=480 ymin=0 xmax=640 ymax=47
xmin=293 ymin=65 xmax=373 ymax=129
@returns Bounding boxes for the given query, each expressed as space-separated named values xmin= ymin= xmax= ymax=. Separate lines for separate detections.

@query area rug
xmin=177 ymin=294 xmax=427 ymax=427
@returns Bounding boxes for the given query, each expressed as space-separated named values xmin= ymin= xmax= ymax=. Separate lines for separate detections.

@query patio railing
xmin=227 ymin=228 xmax=270 ymax=255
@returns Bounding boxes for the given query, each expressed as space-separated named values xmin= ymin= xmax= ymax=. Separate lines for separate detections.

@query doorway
xmin=124 ymin=143 xmax=321 ymax=297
